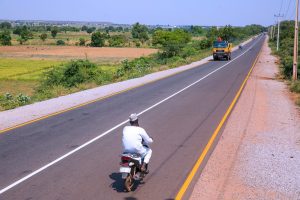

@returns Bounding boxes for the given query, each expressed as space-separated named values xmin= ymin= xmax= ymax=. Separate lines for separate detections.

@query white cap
xmin=129 ymin=113 xmax=138 ymax=122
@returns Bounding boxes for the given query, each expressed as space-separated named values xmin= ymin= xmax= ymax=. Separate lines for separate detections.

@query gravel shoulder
xmin=190 ymin=38 xmax=300 ymax=199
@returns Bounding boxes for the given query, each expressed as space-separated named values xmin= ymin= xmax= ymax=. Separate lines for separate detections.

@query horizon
xmin=0 ymin=18 xmax=269 ymax=27
xmin=0 ymin=0 xmax=294 ymax=27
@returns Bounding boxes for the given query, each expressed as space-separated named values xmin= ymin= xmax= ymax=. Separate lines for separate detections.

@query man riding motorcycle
xmin=122 ymin=113 xmax=153 ymax=173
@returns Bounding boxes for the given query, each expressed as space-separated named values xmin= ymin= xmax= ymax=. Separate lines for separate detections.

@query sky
xmin=0 ymin=0 xmax=297 ymax=26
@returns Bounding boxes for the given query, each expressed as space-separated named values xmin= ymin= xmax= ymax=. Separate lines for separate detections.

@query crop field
xmin=0 ymin=58 xmax=63 ymax=95
xmin=0 ymin=45 xmax=158 ymax=63
xmin=0 ymin=58 xmax=63 ymax=80
xmin=0 ymin=31 xmax=158 ymax=99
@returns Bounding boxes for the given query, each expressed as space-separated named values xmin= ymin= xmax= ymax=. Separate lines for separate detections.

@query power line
xmin=279 ymin=0 xmax=284 ymax=14
xmin=289 ymin=0 xmax=296 ymax=19
xmin=284 ymin=0 xmax=293 ymax=19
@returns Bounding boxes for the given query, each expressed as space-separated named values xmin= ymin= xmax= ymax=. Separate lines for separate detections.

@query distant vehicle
xmin=212 ymin=39 xmax=232 ymax=61
xmin=119 ymin=152 xmax=148 ymax=192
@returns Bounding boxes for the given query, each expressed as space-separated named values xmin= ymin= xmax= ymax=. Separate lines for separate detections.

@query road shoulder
xmin=190 ymin=38 xmax=300 ymax=199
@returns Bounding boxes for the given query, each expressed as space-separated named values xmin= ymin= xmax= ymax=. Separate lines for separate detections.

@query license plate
xmin=120 ymin=167 xmax=131 ymax=173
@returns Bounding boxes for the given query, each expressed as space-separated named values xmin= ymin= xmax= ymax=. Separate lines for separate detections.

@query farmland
xmin=0 ymin=44 xmax=157 ymax=98
xmin=0 ymin=45 xmax=158 ymax=62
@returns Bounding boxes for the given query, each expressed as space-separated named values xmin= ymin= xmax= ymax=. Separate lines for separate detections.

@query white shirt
xmin=122 ymin=126 xmax=153 ymax=154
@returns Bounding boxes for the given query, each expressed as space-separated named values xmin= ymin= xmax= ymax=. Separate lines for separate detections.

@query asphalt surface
xmin=0 ymin=35 xmax=265 ymax=200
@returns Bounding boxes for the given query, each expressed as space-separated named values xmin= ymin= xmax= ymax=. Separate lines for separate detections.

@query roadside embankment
xmin=190 ymin=38 xmax=300 ymax=199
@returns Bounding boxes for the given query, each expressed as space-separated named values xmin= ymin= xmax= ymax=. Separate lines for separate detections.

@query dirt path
xmin=190 ymin=38 xmax=300 ymax=200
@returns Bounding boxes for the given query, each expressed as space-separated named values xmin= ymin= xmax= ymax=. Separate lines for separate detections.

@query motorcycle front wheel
xmin=124 ymin=174 xmax=134 ymax=192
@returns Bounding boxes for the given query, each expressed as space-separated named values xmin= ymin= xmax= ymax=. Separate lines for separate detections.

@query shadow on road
xmin=109 ymin=172 xmax=125 ymax=192
xmin=109 ymin=172 xmax=145 ymax=194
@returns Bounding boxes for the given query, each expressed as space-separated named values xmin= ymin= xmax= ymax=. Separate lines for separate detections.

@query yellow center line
xmin=175 ymin=39 xmax=264 ymax=200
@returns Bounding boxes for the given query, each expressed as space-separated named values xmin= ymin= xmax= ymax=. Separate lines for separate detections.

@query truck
xmin=212 ymin=39 xmax=232 ymax=61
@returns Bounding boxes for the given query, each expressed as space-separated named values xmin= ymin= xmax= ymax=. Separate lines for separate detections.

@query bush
xmin=166 ymin=56 xmax=187 ymax=68
xmin=0 ymin=93 xmax=31 ymax=110
xmin=91 ymin=32 xmax=106 ymax=47
xmin=40 ymin=60 xmax=102 ymax=88
xmin=79 ymin=38 xmax=86 ymax=46
xmin=290 ymin=80 xmax=300 ymax=93
xmin=180 ymin=46 xmax=197 ymax=58
xmin=116 ymin=57 xmax=152 ymax=78
xmin=56 ymin=40 xmax=65 ymax=46
xmin=108 ymin=35 xmax=126 ymax=47
xmin=192 ymin=39 xmax=211 ymax=50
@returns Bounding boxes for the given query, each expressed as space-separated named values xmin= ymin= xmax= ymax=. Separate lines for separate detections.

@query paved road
xmin=0 ymin=35 xmax=265 ymax=200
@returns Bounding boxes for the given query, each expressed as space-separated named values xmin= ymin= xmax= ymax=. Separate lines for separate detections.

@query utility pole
xmin=273 ymin=24 xmax=276 ymax=39
xmin=275 ymin=14 xmax=284 ymax=51
xmin=270 ymin=26 xmax=273 ymax=39
xmin=293 ymin=0 xmax=299 ymax=80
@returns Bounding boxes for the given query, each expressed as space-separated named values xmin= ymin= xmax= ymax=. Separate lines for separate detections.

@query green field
xmin=0 ymin=58 xmax=63 ymax=96
xmin=0 ymin=57 xmax=119 ymax=96
xmin=0 ymin=58 xmax=63 ymax=80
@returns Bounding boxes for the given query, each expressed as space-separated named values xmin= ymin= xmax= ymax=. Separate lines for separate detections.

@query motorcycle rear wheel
xmin=124 ymin=175 xmax=134 ymax=192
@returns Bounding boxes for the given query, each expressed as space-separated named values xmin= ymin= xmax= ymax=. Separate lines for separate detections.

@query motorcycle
xmin=119 ymin=153 xmax=148 ymax=192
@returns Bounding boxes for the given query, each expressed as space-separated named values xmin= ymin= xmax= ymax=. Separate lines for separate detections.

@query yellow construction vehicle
xmin=212 ymin=39 xmax=232 ymax=61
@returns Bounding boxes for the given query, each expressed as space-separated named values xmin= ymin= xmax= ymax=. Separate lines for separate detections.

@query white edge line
xmin=0 ymin=36 xmax=263 ymax=195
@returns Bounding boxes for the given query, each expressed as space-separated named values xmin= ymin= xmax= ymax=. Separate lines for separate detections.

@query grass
xmin=0 ymin=57 xmax=118 ymax=99
xmin=288 ymin=80 xmax=300 ymax=106
xmin=0 ymin=58 xmax=63 ymax=80
xmin=0 ymin=58 xmax=64 ymax=99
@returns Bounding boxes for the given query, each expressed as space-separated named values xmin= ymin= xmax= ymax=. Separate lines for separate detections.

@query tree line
xmin=0 ymin=21 xmax=265 ymax=53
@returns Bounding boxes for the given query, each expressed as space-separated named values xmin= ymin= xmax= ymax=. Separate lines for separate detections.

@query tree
xmin=131 ymin=22 xmax=149 ymax=43
xmin=0 ymin=22 xmax=12 ymax=29
xmin=16 ymin=26 xmax=33 ymax=44
xmin=39 ymin=33 xmax=47 ymax=41
xmin=13 ymin=26 xmax=22 ymax=35
xmin=46 ymin=26 xmax=51 ymax=31
xmin=0 ymin=29 xmax=12 ymax=45
xmin=190 ymin=25 xmax=204 ymax=36
xmin=206 ymin=26 xmax=219 ymax=42
xmin=81 ymin=25 xmax=88 ymax=31
xmin=219 ymin=25 xmax=235 ymax=41
xmin=86 ymin=27 xmax=96 ymax=34
xmin=90 ymin=32 xmax=106 ymax=47
xmin=152 ymin=29 xmax=191 ymax=57
xmin=51 ymin=28 xmax=58 ymax=38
